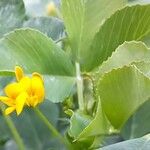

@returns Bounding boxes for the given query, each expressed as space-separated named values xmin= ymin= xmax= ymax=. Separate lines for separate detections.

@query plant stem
xmin=34 ymin=107 xmax=72 ymax=149
xmin=76 ymin=62 xmax=84 ymax=111
xmin=2 ymin=112 xmax=25 ymax=150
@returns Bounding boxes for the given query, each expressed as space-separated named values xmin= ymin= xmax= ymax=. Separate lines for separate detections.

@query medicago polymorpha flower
xmin=46 ymin=1 xmax=57 ymax=16
xmin=0 ymin=66 xmax=45 ymax=115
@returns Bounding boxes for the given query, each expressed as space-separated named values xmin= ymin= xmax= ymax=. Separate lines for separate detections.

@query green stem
xmin=34 ymin=107 xmax=72 ymax=150
xmin=2 ymin=113 xmax=25 ymax=150
xmin=76 ymin=62 xmax=84 ymax=111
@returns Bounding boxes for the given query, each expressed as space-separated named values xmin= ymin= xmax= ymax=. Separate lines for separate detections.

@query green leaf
xmin=67 ymin=101 xmax=111 ymax=141
xmin=0 ymin=29 xmax=75 ymax=102
xmin=0 ymin=0 xmax=25 ymax=38
xmin=90 ymin=134 xmax=122 ymax=149
xmin=142 ymin=33 xmax=150 ymax=47
xmin=23 ymin=17 xmax=65 ymax=40
xmin=0 ymin=71 xmax=14 ymax=94
xmin=133 ymin=61 xmax=150 ymax=77
xmin=89 ymin=4 xmax=150 ymax=71
xmin=98 ymin=41 xmax=150 ymax=77
xmin=121 ymin=99 xmax=150 ymax=139
xmin=44 ymin=75 xmax=76 ymax=103
xmin=76 ymin=100 xmax=111 ymax=140
xmin=68 ymin=111 xmax=92 ymax=138
xmin=99 ymin=134 xmax=150 ymax=150
xmin=0 ymin=28 xmax=74 ymax=76
xmin=98 ymin=66 xmax=150 ymax=129
xmin=128 ymin=0 xmax=150 ymax=5
xmin=67 ymin=133 xmax=94 ymax=150
xmin=62 ymin=0 xmax=126 ymax=66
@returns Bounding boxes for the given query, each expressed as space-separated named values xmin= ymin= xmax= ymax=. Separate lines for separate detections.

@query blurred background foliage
xmin=24 ymin=0 xmax=60 ymax=17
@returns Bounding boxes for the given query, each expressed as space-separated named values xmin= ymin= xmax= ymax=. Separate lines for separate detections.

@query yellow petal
xmin=32 ymin=72 xmax=44 ymax=83
xmin=19 ymin=76 xmax=31 ymax=92
xmin=31 ymin=74 xmax=45 ymax=102
xmin=25 ymin=98 xmax=30 ymax=106
xmin=15 ymin=66 xmax=24 ymax=81
xmin=15 ymin=92 xmax=28 ymax=115
xmin=0 ymin=96 xmax=14 ymax=106
xmin=27 ymin=95 xmax=38 ymax=107
xmin=5 ymin=107 xmax=15 ymax=115
xmin=4 ymin=83 xmax=22 ymax=99
xmin=33 ymin=99 xmax=39 ymax=107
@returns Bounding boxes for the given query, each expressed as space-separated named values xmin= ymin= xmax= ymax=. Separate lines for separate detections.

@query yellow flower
xmin=0 ymin=66 xmax=45 ymax=115
xmin=46 ymin=2 xmax=57 ymax=16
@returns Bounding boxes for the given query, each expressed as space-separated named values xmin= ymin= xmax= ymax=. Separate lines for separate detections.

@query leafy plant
xmin=0 ymin=0 xmax=150 ymax=149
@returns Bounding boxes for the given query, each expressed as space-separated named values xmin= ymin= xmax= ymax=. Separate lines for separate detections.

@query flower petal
xmin=4 ymin=83 xmax=22 ymax=99
xmin=32 ymin=72 xmax=43 ymax=83
xmin=31 ymin=74 xmax=45 ymax=102
xmin=0 ymin=96 xmax=14 ymax=106
xmin=33 ymin=99 xmax=39 ymax=107
xmin=15 ymin=92 xmax=28 ymax=115
xmin=27 ymin=95 xmax=39 ymax=107
xmin=19 ymin=77 xmax=31 ymax=92
xmin=5 ymin=107 xmax=15 ymax=115
xmin=15 ymin=66 xmax=24 ymax=81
